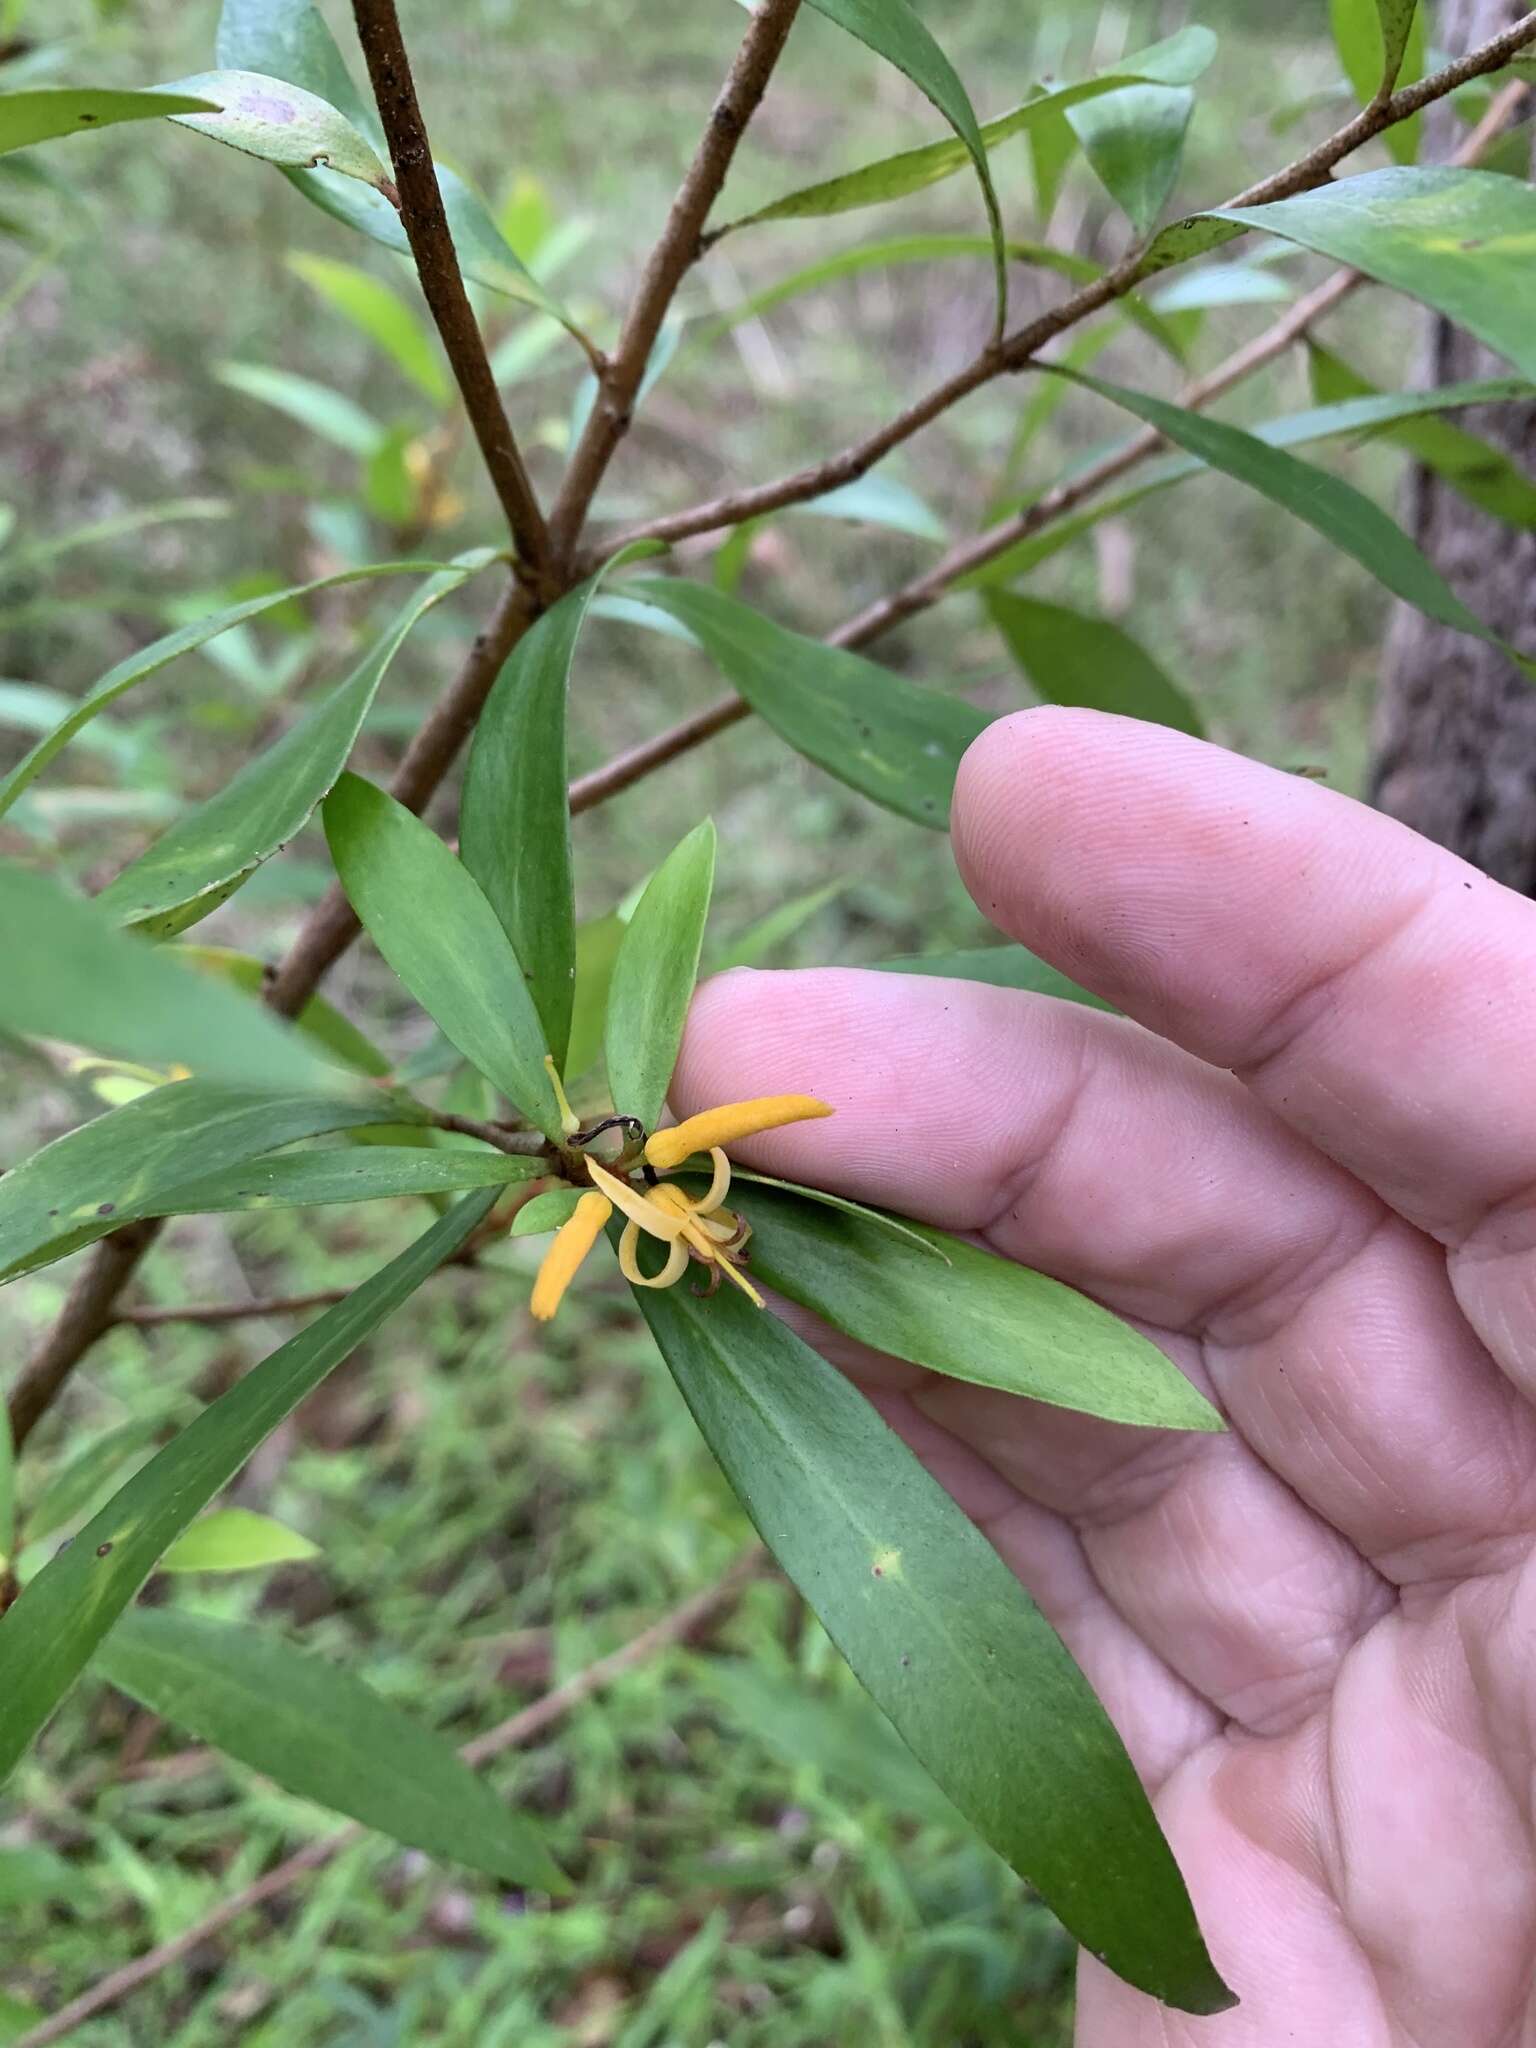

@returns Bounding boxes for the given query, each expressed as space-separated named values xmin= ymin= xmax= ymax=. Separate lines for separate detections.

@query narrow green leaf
xmin=95 ymin=555 xmax=491 ymax=938
xmin=566 ymin=910 xmax=627 ymax=1085
xmin=172 ymin=946 xmax=391 ymax=1077
xmin=0 ymin=1194 xmax=493 ymax=1790
xmin=213 ymin=0 xmax=579 ymax=336
xmin=0 ymin=1080 xmax=420 ymax=1282
xmin=804 ymin=0 xmax=1005 ymax=319
xmin=461 ymin=550 xmax=661 ymax=1072
xmin=877 ymin=945 xmax=1112 ymax=1010
xmin=1213 ymin=168 xmax=1536 ymax=380
xmin=1056 ymin=367 xmax=1523 ymax=660
xmin=1066 ymin=84 xmax=1194 ymax=236
xmin=1135 ymin=213 xmax=1245 ymax=279
xmin=795 ymin=473 xmax=946 ymax=542
xmin=95 ymin=1610 xmax=564 ymax=1886
xmin=0 ymin=87 xmax=217 ymax=155
xmin=164 ymin=69 xmax=391 ymax=193
xmin=1151 ymin=260 xmax=1293 ymax=311
xmin=712 ymin=881 xmax=846 ymax=972
xmin=159 ymin=1508 xmax=318 ymax=1573
xmin=509 ymin=1187 xmax=584 ymax=1237
xmin=0 ymin=498 xmax=231 ymax=586
xmin=698 ymin=1658 xmax=964 ymax=1829
xmin=731 ymin=1182 xmax=1219 ymax=1429
xmin=1330 ymin=0 xmax=1424 ymax=160
xmin=324 ymin=773 xmax=562 ymax=1137
xmin=604 ymin=821 xmax=715 ymax=1131
xmin=288 ymin=252 xmax=450 ymax=402
xmin=216 ymin=360 xmax=383 ymax=455
xmin=1307 ymin=343 xmax=1536 ymax=530
xmin=625 ymin=579 xmax=990 ymax=828
xmin=216 ymin=0 xmax=378 ymax=135
xmin=152 ymin=1145 xmax=540 ymax=1216
xmin=27 ymin=1422 xmax=155 ymax=1545
xmin=0 ymin=1407 xmax=13 ymax=1564
xmin=634 ymin=1279 xmax=1230 ymax=2014
xmin=973 ymin=376 xmax=1535 ymax=587
xmin=290 ymin=159 xmax=577 ymax=335
xmin=720 ymin=27 xmax=1215 ymax=235
xmin=0 ymin=861 xmax=342 ymax=1094
xmin=728 ymin=1172 xmax=945 ymax=1261
xmin=0 ymin=559 xmax=446 ymax=819
xmin=985 ymin=592 xmax=1204 ymax=736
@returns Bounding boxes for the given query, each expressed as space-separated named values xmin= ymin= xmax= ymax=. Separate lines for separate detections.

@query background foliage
xmin=1 ymin=0 xmax=1528 ymax=2039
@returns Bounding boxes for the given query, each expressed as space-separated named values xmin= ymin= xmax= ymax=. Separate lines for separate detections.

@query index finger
xmin=953 ymin=707 xmax=1536 ymax=1254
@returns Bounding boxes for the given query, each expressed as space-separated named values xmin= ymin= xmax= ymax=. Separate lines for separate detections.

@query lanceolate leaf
xmin=804 ymin=0 xmax=1006 ymax=322
xmin=721 ymin=1181 xmax=1220 ymax=1429
xmin=970 ymin=376 xmax=1536 ymax=587
xmin=214 ymin=0 xmax=579 ymax=336
xmin=1054 ymin=367 xmax=1525 ymax=662
xmin=215 ymin=360 xmax=384 ymax=455
xmin=27 ymin=1423 xmax=156 ymax=1545
xmin=324 ymin=774 xmax=563 ymax=1138
xmin=985 ymin=592 xmax=1204 ymax=736
xmin=94 ymin=1610 xmax=565 ymax=1887
xmin=719 ymin=26 xmax=1216 ymax=235
xmin=461 ymin=547 xmax=659 ymax=1073
xmin=877 ymin=945 xmax=1113 ymax=1010
xmin=151 ymin=1145 xmax=541 ymax=1216
xmin=624 ymin=579 xmax=991 ymax=829
xmin=0 ymin=1194 xmax=495 ymax=1790
xmin=566 ymin=910 xmax=628 ymax=1084
xmin=509 ymin=1188 xmax=585 ymax=1237
xmin=1213 ymin=169 xmax=1536 ymax=381
xmin=95 ymin=554 xmax=493 ymax=938
xmin=216 ymin=0 xmax=379 ymax=137
xmin=1330 ymin=0 xmax=1424 ymax=160
xmin=604 ymin=820 xmax=716 ymax=1131
xmin=633 ymin=1278 xmax=1231 ymax=2014
xmin=288 ymin=253 xmax=450 ymax=403
xmin=0 ymin=88 xmax=218 ymax=156
xmin=0 ymin=1081 xmax=422 ymax=1283
xmin=1307 ymin=345 xmax=1536 ymax=530
xmin=0 ymin=559 xmax=448 ymax=820
xmin=172 ymin=947 xmax=391 ymax=1077
xmin=0 ymin=862 xmax=341 ymax=1096
xmin=1067 ymin=84 xmax=1194 ymax=236
xmin=160 ymin=1508 xmax=319 ymax=1572
xmin=164 ymin=70 xmax=393 ymax=193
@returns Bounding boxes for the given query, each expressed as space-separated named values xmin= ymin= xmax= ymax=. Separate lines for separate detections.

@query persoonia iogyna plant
xmin=2 ymin=0 xmax=1536 ymax=2021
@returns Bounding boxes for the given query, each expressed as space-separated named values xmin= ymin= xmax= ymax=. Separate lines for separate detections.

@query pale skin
xmin=669 ymin=706 xmax=1536 ymax=2046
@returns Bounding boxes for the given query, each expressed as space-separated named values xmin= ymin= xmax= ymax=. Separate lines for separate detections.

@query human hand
xmin=670 ymin=707 xmax=1536 ymax=2045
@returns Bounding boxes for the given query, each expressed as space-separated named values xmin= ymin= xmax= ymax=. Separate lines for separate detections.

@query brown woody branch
xmin=114 ymin=1287 xmax=355 ymax=1328
xmin=590 ymin=10 xmax=1536 ymax=561
xmin=569 ymin=73 xmax=1534 ymax=807
xmin=543 ymin=0 xmax=804 ymax=563
xmin=350 ymin=0 xmax=552 ymax=581
xmin=9 ymin=1550 xmax=766 ymax=2048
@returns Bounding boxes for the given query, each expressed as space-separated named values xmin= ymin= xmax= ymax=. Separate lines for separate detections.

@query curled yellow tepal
xmin=642 ymin=1095 xmax=832 ymax=1172
xmin=527 ymin=1093 xmax=833 ymax=1323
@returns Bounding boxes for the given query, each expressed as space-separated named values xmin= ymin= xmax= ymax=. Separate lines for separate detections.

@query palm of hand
xmin=673 ymin=710 xmax=1536 ymax=2046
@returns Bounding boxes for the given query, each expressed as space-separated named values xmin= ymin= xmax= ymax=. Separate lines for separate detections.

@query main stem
xmin=350 ymin=0 xmax=553 ymax=582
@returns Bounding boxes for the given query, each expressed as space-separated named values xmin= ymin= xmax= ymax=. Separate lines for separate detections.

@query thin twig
xmin=7 ymin=1222 xmax=158 ymax=1452
xmin=543 ymin=0 xmax=804 ymax=563
xmin=10 ymin=1551 xmax=766 ymax=2048
xmin=265 ymin=579 xmax=536 ymax=1016
xmin=113 ymin=1288 xmax=355 ymax=1328
xmin=427 ymin=1113 xmax=551 ymax=1158
xmin=569 ymin=71 xmax=1535 ymax=803
xmin=350 ymin=0 xmax=552 ymax=580
xmin=589 ymin=12 xmax=1536 ymax=560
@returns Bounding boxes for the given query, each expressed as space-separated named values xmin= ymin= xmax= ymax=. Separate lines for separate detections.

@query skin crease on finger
xmin=666 ymin=709 xmax=1536 ymax=2045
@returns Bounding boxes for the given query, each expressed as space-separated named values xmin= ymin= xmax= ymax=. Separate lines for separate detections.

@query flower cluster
xmin=530 ymin=1095 xmax=831 ymax=1322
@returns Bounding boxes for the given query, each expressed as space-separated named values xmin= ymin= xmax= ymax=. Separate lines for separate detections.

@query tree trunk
xmin=1367 ymin=0 xmax=1536 ymax=890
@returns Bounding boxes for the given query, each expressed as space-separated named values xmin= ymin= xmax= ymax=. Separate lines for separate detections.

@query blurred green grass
xmin=0 ymin=0 xmax=1433 ymax=2038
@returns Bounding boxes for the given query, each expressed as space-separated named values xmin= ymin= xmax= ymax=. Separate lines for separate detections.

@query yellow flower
xmin=528 ymin=1094 xmax=831 ymax=1322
